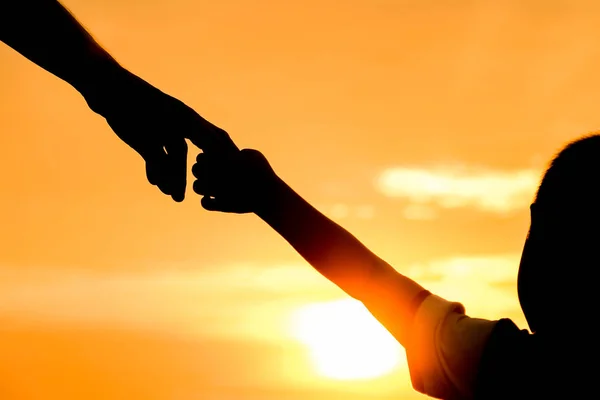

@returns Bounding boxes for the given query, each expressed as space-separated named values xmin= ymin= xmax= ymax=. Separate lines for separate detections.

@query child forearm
xmin=255 ymin=176 xmax=426 ymax=345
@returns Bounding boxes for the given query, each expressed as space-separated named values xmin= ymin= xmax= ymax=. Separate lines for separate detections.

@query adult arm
xmin=0 ymin=0 xmax=119 ymax=99
xmin=0 ymin=0 xmax=237 ymax=201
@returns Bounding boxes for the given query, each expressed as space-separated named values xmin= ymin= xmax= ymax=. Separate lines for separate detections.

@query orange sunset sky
xmin=2 ymin=0 xmax=600 ymax=399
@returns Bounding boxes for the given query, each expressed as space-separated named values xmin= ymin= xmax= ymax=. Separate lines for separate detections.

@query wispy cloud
xmin=0 ymin=264 xmax=343 ymax=340
xmin=376 ymin=165 xmax=540 ymax=215
xmin=404 ymin=254 xmax=526 ymax=324
xmin=0 ymin=254 xmax=528 ymax=337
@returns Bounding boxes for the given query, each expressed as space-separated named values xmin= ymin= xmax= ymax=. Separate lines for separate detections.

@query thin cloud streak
xmin=405 ymin=254 xmax=526 ymax=325
xmin=0 ymin=254 xmax=527 ymax=335
xmin=377 ymin=165 xmax=541 ymax=214
xmin=0 ymin=264 xmax=343 ymax=341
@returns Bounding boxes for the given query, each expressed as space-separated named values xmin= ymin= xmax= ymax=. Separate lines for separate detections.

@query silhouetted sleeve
xmin=405 ymin=294 xmax=498 ymax=400
xmin=473 ymin=319 xmax=560 ymax=400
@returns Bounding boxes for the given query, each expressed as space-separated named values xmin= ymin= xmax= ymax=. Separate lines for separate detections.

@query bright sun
xmin=290 ymin=298 xmax=403 ymax=380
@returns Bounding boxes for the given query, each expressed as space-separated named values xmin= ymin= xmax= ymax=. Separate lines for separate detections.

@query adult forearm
xmin=0 ymin=0 xmax=124 ymax=109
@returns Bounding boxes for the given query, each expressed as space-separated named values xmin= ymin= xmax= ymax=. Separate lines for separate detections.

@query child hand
xmin=192 ymin=149 xmax=278 ymax=214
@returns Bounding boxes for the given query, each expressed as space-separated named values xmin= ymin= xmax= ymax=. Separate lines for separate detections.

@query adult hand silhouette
xmin=1 ymin=0 xmax=238 ymax=202
xmin=86 ymin=68 xmax=238 ymax=202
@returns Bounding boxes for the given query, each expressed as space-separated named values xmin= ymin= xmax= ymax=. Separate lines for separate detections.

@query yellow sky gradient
xmin=2 ymin=1 xmax=600 ymax=399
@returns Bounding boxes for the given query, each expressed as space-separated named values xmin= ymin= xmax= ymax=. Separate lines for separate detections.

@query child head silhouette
xmin=518 ymin=134 xmax=600 ymax=335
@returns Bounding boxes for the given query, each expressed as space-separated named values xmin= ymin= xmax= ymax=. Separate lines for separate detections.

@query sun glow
xmin=290 ymin=299 xmax=403 ymax=381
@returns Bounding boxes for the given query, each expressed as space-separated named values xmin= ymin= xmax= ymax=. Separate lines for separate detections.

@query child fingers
xmin=192 ymin=151 xmax=241 ymax=196
xmin=200 ymin=196 xmax=234 ymax=213
xmin=192 ymin=153 xmax=207 ymax=178
xmin=192 ymin=153 xmax=215 ymax=195
xmin=192 ymin=177 xmax=210 ymax=196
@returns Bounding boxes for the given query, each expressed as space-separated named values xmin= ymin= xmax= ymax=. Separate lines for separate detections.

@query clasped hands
xmin=90 ymin=66 xmax=276 ymax=212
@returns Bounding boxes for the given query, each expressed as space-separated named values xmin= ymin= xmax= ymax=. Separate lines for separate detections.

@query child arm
xmin=193 ymin=149 xmax=503 ymax=399
xmin=254 ymin=175 xmax=428 ymax=346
